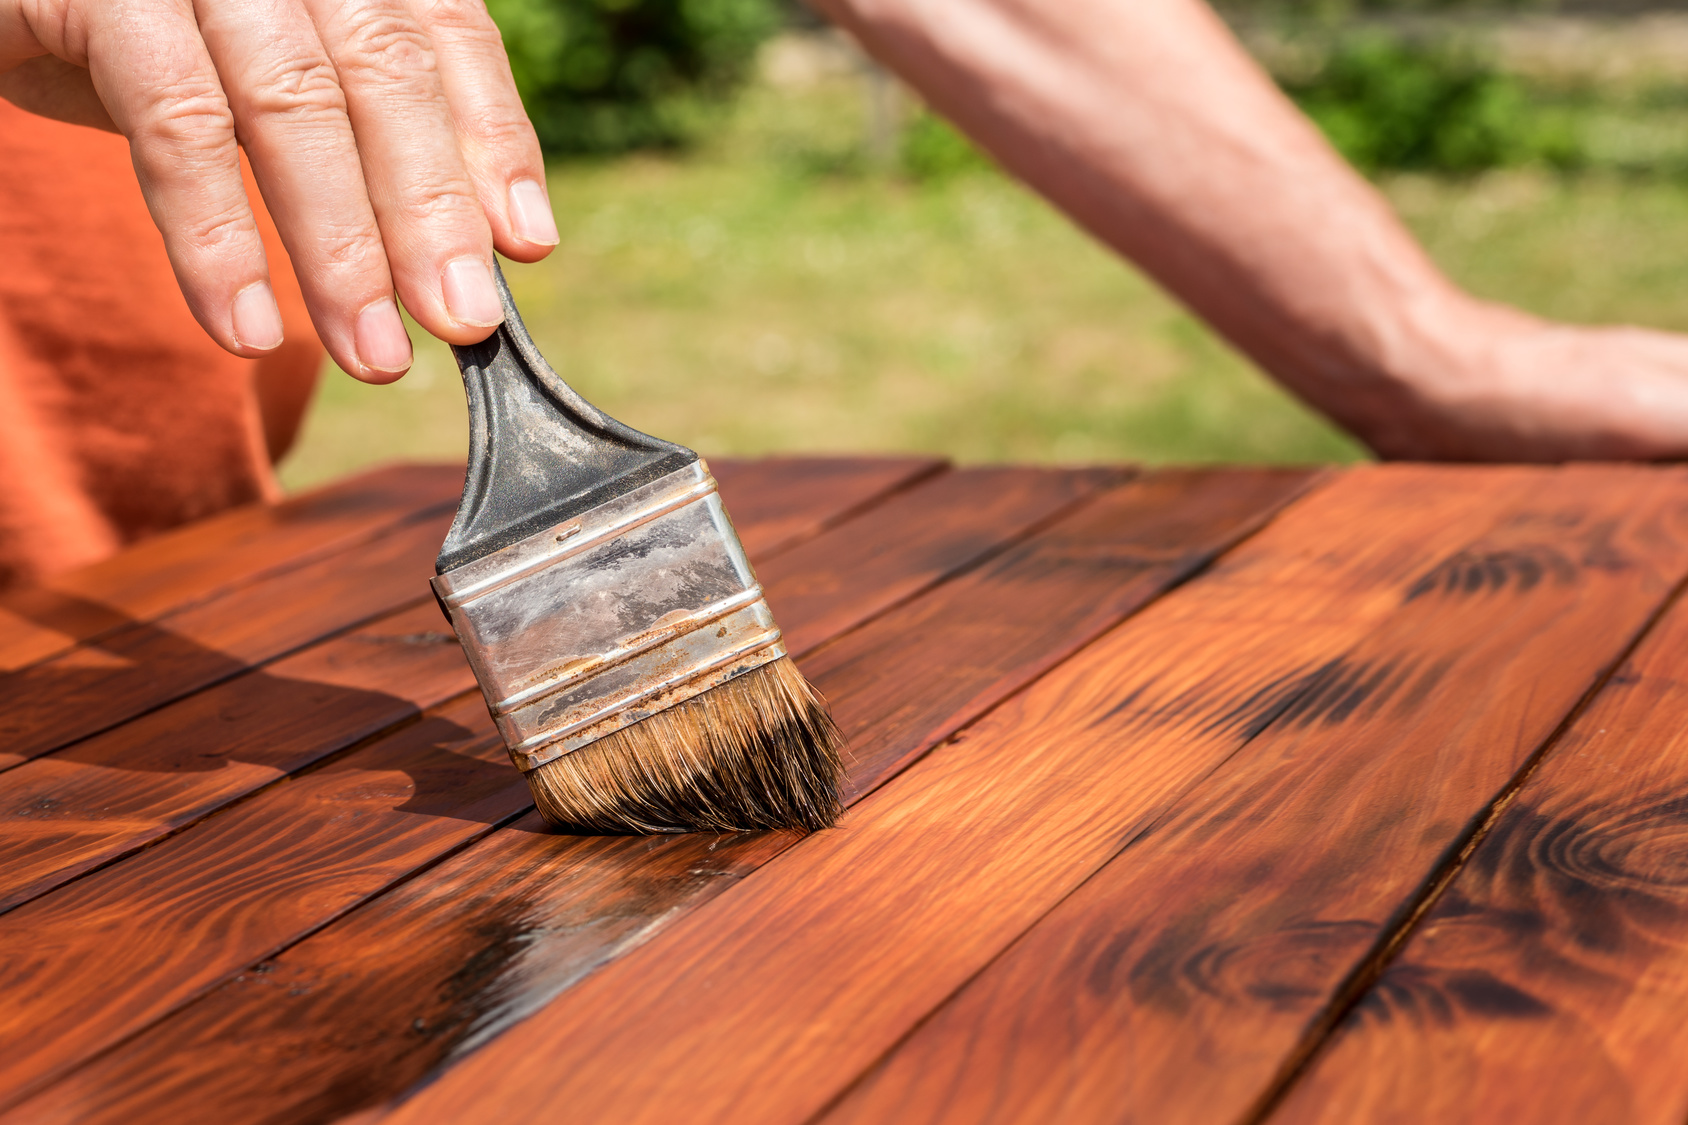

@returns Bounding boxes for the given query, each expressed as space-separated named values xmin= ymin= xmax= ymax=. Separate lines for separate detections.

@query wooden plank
xmin=1270 ymin=574 xmax=1688 ymax=1125
xmin=343 ymin=466 xmax=1647 ymax=1125
xmin=0 ymin=456 xmax=930 ymax=772
xmin=813 ymin=465 xmax=1688 ymax=1125
xmin=0 ymin=601 xmax=469 ymax=914
xmin=0 ymin=695 xmax=521 ymax=1114
xmin=0 ymin=512 xmax=454 ymax=770
xmin=762 ymin=466 xmax=1121 ymax=657
xmin=816 ymin=467 xmax=1319 ymax=803
xmin=0 ymin=466 xmax=1113 ymax=1111
xmin=0 ymin=463 xmax=462 ymax=674
xmin=0 ymin=458 xmax=967 ymax=917
xmin=7 ymin=468 xmax=1319 ymax=1125
xmin=710 ymin=456 xmax=945 ymax=559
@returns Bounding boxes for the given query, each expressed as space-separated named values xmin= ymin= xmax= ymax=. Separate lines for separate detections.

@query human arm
xmin=812 ymin=0 xmax=1688 ymax=460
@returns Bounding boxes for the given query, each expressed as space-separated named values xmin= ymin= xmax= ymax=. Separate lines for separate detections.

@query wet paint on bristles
xmin=528 ymin=656 xmax=845 ymax=835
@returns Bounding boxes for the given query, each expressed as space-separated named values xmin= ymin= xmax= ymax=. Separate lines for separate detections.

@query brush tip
xmin=527 ymin=657 xmax=846 ymax=834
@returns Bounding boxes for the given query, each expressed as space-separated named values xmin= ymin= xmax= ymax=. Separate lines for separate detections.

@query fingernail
xmin=442 ymin=256 xmax=505 ymax=328
xmin=231 ymin=281 xmax=284 ymax=352
xmin=355 ymin=297 xmax=413 ymax=374
xmin=508 ymin=179 xmax=559 ymax=246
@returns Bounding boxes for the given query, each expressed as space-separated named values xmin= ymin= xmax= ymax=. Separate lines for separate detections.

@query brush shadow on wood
xmin=0 ymin=468 xmax=1316 ymax=1125
xmin=0 ymin=463 xmax=1116 ymax=1114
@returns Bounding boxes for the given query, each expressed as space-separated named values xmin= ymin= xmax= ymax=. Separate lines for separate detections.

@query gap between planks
xmin=0 ymin=462 xmax=1119 ymax=1114
xmin=810 ymin=463 xmax=1688 ymax=1125
xmin=0 ymin=457 xmax=953 ymax=917
xmin=1269 ymin=531 xmax=1688 ymax=1124
xmin=352 ymin=463 xmax=1688 ymax=1125
xmin=0 ymin=464 xmax=464 ymax=677
xmin=10 ymin=468 xmax=1316 ymax=1125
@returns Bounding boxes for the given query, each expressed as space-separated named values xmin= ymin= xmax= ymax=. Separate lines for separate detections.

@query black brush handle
xmin=435 ymin=263 xmax=697 ymax=573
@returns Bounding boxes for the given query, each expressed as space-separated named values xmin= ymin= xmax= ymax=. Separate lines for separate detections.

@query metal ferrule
xmin=432 ymin=460 xmax=786 ymax=773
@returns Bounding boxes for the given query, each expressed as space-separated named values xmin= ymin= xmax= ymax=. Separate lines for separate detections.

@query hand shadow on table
xmin=0 ymin=591 xmax=518 ymax=826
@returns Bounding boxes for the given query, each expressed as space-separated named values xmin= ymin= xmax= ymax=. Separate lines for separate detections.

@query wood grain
xmin=710 ymin=455 xmax=944 ymax=558
xmin=6 ymin=469 xmax=1316 ymax=1125
xmin=0 ymin=463 xmax=462 ymax=675
xmin=0 ymin=465 xmax=1109 ymax=1112
xmin=353 ymin=466 xmax=1602 ymax=1125
xmin=0 ymin=694 xmax=521 ymax=1113
xmin=0 ymin=512 xmax=454 ymax=769
xmin=812 ymin=467 xmax=1320 ymax=802
xmin=0 ymin=457 xmax=954 ymax=917
xmin=0 ymin=601 xmax=471 ymax=914
xmin=1271 ymin=547 xmax=1688 ymax=1125
xmin=760 ymin=465 xmax=1123 ymax=656
xmin=817 ymin=464 xmax=1688 ymax=1125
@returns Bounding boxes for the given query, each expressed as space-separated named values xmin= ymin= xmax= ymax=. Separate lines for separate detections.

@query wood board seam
xmin=744 ymin=461 xmax=952 ymax=561
xmin=1240 ymin=550 xmax=1688 ymax=1125
xmin=0 ymin=683 xmax=490 ymax=922
xmin=797 ymin=470 xmax=1138 ymax=665
xmin=3 ymin=491 xmax=460 ymax=681
xmin=0 ymin=799 xmax=540 ymax=1118
xmin=797 ymin=468 xmax=1345 ymax=1125
xmin=0 ymin=589 xmax=439 ymax=779
xmin=838 ymin=467 xmax=1335 ymax=810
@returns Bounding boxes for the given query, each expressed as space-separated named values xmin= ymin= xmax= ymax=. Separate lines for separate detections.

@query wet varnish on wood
xmin=3 ymin=460 xmax=1684 ymax=1125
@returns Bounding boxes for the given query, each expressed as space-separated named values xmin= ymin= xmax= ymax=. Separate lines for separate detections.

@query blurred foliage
xmin=1280 ymin=35 xmax=1583 ymax=171
xmin=488 ymin=0 xmax=783 ymax=154
xmin=900 ymin=112 xmax=996 ymax=181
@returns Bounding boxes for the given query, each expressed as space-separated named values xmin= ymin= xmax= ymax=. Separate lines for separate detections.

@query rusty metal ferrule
xmin=431 ymin=459 xmax=786 ymax=773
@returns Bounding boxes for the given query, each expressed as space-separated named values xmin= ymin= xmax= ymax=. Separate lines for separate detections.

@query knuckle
xmin=335 ymin=10 xmax=438 ymax=80
xmin=396 ymin=181 xmax=481 ymax=227
xmin=415 ymin=0 xmax=494 ymax=35
xmin=316 ymin=224 xmax=386 ymax=271
xmin=186 ymin=206 xmax=259 ymax=252
xmin=244 ymin=52 xmax=349 ymax=123
xmin=462 ymin=108 xmax=534 ymax=151
xmin=134 ymin=76 xmax=236 ymax=152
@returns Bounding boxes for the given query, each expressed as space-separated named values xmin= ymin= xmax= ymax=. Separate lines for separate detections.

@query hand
xmin=1358 ymin=299 xmax=1688 ymax=462
xmin=819 ymin=0 xmax=1688 ymax=463
xmin=0 ymin=0 xmax=558 ymax=382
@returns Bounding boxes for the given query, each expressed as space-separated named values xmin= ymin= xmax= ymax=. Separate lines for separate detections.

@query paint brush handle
xmin=436 ymin=262 xmax=697 ymax=573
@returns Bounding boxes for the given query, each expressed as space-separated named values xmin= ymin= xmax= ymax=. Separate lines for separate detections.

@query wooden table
xmin=4 ymin=457 xmax=1688 ymax=1125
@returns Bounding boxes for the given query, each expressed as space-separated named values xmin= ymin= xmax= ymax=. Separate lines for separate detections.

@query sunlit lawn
xmin=277 ymin=59 xmax=1688 ymax=490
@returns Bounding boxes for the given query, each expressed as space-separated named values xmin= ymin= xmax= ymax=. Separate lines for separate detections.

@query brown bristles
xmin=527 ymin=657 xmax=846 ymax=834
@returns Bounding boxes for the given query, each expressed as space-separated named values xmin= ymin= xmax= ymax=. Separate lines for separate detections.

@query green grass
xmin=277 ymin=67 xmax=1688 ymax=490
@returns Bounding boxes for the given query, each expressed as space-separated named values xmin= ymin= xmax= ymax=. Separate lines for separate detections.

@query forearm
xmin=811 ymin=0 xmax=1479 ymax=445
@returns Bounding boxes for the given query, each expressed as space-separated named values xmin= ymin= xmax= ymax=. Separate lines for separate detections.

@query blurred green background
xmin=278 ymin=0 xmax=1688 ymax=489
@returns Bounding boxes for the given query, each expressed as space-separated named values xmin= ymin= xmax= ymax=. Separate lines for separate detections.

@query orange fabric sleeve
xmin=0 ymin=101 xmax=324 ymax=588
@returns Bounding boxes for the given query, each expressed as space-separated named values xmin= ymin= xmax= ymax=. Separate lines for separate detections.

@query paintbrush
xmin=429 ymin=263 xmax=844 ymax=834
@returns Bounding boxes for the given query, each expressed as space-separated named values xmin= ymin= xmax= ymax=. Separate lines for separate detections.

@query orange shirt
xmin=0 ymin=101 xmax=323 ymax=588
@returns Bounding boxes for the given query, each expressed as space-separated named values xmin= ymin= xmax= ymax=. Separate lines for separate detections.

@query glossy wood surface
xmin=0 ymin=460 xmax=1112 ymax=1111
xmin=8 ymin=461 xmax=1688 ymax=1125
xmin=11 ymin=468 xmax=1313 ymax=1125
xmin=1271 ymin=539 xmax=1688 ymax=1125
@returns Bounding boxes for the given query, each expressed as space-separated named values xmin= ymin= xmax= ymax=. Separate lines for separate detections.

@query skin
xmin=813 ymin=0 xmax=1688 ymax=461
xmin=5 ymin=0 xmax=1688 ymax=458
xmin=0 ymin=0 xmax=558 ymax=382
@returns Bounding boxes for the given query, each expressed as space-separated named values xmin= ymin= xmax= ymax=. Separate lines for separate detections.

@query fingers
xmin=193 ymin=0 xmax=411 ymax=379
xmin=44 ymin=0 xmax=546 ymax=374
xmin=299 ymin=0 xmax=505 ymax=347
xmin=409 ymin=0 xmax=556 ymax=261
xmin=85 ymin=0 xmax=285 ymax=359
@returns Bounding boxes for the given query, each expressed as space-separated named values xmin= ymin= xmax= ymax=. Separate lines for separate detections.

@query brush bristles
xmin=527 ymin=657 xmax=845 ymax=834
